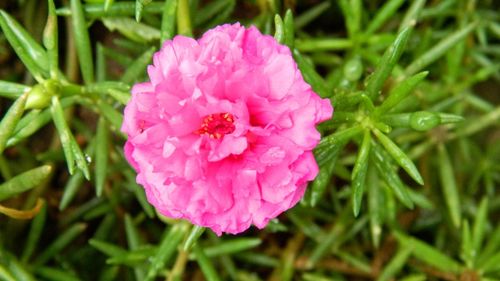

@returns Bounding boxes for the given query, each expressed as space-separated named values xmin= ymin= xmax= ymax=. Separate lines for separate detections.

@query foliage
xmin=0 ymin=0 xmax=498 ymax=280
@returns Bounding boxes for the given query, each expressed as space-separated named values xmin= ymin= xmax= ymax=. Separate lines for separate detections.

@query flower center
xmin=197 ymin=113 xmax=235 ymax=139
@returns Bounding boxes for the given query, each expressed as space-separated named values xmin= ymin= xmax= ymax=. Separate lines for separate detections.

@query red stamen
xmin=196 ymin=113 xmax=236 ymax=139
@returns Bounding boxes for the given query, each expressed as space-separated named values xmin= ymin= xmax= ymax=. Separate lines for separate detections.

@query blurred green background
xmin=0 ymin=0 xmax=499 ymax=280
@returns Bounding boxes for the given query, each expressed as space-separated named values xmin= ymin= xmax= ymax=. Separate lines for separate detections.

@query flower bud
xmin=410 ymin=111 xmax=441 ymax=131
xmin=343 ymin=57 xmax=363 ymax=82
xmin=25 ymin=80 xmax=60 ymax=110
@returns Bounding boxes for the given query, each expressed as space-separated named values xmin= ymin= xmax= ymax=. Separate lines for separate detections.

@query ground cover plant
xmin=0 ymin=0 xmax=499 ymax=280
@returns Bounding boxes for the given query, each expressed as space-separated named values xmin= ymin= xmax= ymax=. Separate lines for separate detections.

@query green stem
xmin=177 ymin=0 xmax=192 ymax=36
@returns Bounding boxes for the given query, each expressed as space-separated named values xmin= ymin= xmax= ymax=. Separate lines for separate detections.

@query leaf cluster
xmin=0 ymin=0 xmax=499 ymax=280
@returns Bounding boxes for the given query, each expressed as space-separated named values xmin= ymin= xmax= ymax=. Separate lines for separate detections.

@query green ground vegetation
xmin=0 ymin=0 xmax=499 ymax=280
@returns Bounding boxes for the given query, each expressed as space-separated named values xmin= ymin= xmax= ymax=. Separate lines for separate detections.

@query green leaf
xmin=0 ymin=266 xmax=17 ymax=281
xmin=295 ymin=38 xmax=352 ymax=52
xmin=160 ymin=0 xmax=177 ymax=42
xmin=371 ymin=141 xmax=414 ymax=209
xmin=372 ymin=128 xmax=424 ymax=185
xmin=104 ymin=0 xmax=115 ymax=11
xmin=437 ymin=143 xmax=461 ymax=228
xmin=376 ymin=71 xmax=428 ymax=115
xmin=437 ymin=113 xmax=464 ymax=124
xmin=124 ymin=170 xmax=155 ymax=218
xmin=476 ymin=225 xmax=500 ymax=268
xmin=310 ymin=139 xmax=346 ymax=207
xmin=399 ymin=0 xmax=426 ymax=31
xmin=313 ymin=125 xmax=358 ymax=200
xmin=1 ymin=252 xmax=37 ymax=281
xmin=35 ymin=267 xmax=81 ymax=281
xmin=0 ymin=10 xmax=48 ymax=81
xmin=293 ymin=49 xmax=330 ymax=98
xmin=21 ymin=203 xmax=47 ymax=262
xmin=480 ymin=252 xmax=500 ymax=273
xmin=135 ymin=0 xmax=153 ymax=22
xmin=338 ymin=0 xmax=361 ymax=39
xmin=95 ymin=101 xmax=123 ymax=131
xmin=57 ymin=2 xmax=164 ymax=18
xmin=472 ymin=197 xmax=488 ymax=259
xmin=331 ymin=91 xmax=364 ymax=110
xmin=50 ymin=96 xmax=90 ymax=178
xmin=461 ymin=220 xmax=473 ymax=267
xmin=89 ymin=239 xmax=129 ymax=257
xmin=204 ymin=238 xmax=261 ymax=257
xmin=123 ymin=214 xmax=147 ymax=280
xmin=193 ymin=245 xmax=222 ymax=281
xmin=381 ymin=111 xmax=463 ymax=130
xmin=83 ymin=202 xmax=111 ymax=220
xmin=274 ymin=14 xmax=284 ymax=44
xmin=203 ymin=0 xmax=235 ymax=29
xmin=95 ymin=117 xmax=108 ymax=197
xmin=44 ymin=0 xmax=59 ymax=78
xmin=122 ymin=46 xmax=155 ymax=84
xmin=101 ymin=45 xmax=133 ymax=66
xmin=294 ymin=1 xmax=330 ymax=30
xmin=96 ymin=43 xmax=106 ymax=82
xmin=102 ymin=17 xmax=161 ymax=42
xmin=145 ymin=223 xmax=189 ymax=281
xmin=71 ymin=0 xmax=95 ymax=84
xmin=308 ymin=214 xmax=347 ymax=266
xmin=352 ymin=130 xmax=371 ymax=216
xmin=452 ymin=106 xmax=500 ymax=139
xmin=406 ymin=188 xmax=434 ymax=210
xmin=317 ymin=125 xmax=363 ymax=151
xmin=106 ymin=247 xmax=156 ymax=266
xmin=376 ymin=246 xmax=413 ymax=281
xmin=86 ymin=81 xmax=130 ymax=95
xmin=183 ymin=225 xmax=206 ymax=251
xmin=233 ymin=252 xmax=279 ymax=267
xmin=287 ymin=211 xmax=323 ymax=242
xmin=365 ymin=0 xmax=405 ymax=35
xmin=395 ymin=232 xmax=462 ymax=273
xmin=58 ymin=197 xmax=101 ymax=226
xmin=0 ymin=165 xmax=52 ymax=201
xmin=33 ymin=223 xmax=87 ymax=267
xmin=124 ymin=215 xmax=143 ymax=250
xmin=336 ymin=250 xmax=371 ymax=274
xmin=0 ymin=93 xmax=28 ymax=154
xmin=405 ymin=22 xmax=477 ymax=75
xmin=8 ymin=98 xmax=78 ymax=147
xmin=383 ymin=183 xmax=397 ymax=222
xmin=59 ymin=171 xmax=84 ymax=210
xmin=92 ymin=213 xmax=116 ymax=241
xmin=7 ymin=110 xmax=50 ymax=147
xmin=194 ymin=0 xmax=228 ymax=27
xmin=366 ymin=27 xmax=412 ymax=100
xmin=107 ymin=89 xmax=130 ymax=105
xmin=367 ymin=165 xmax=383 ymax=247
xmin=283 ymin=9 xmax=295 ymax=48
xmin=0 ymin=81 xmax=30 ymax=99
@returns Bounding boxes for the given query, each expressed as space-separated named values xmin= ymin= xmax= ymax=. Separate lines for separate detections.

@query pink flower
xmin=122 ymin=23 xmax=333 ymax=235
